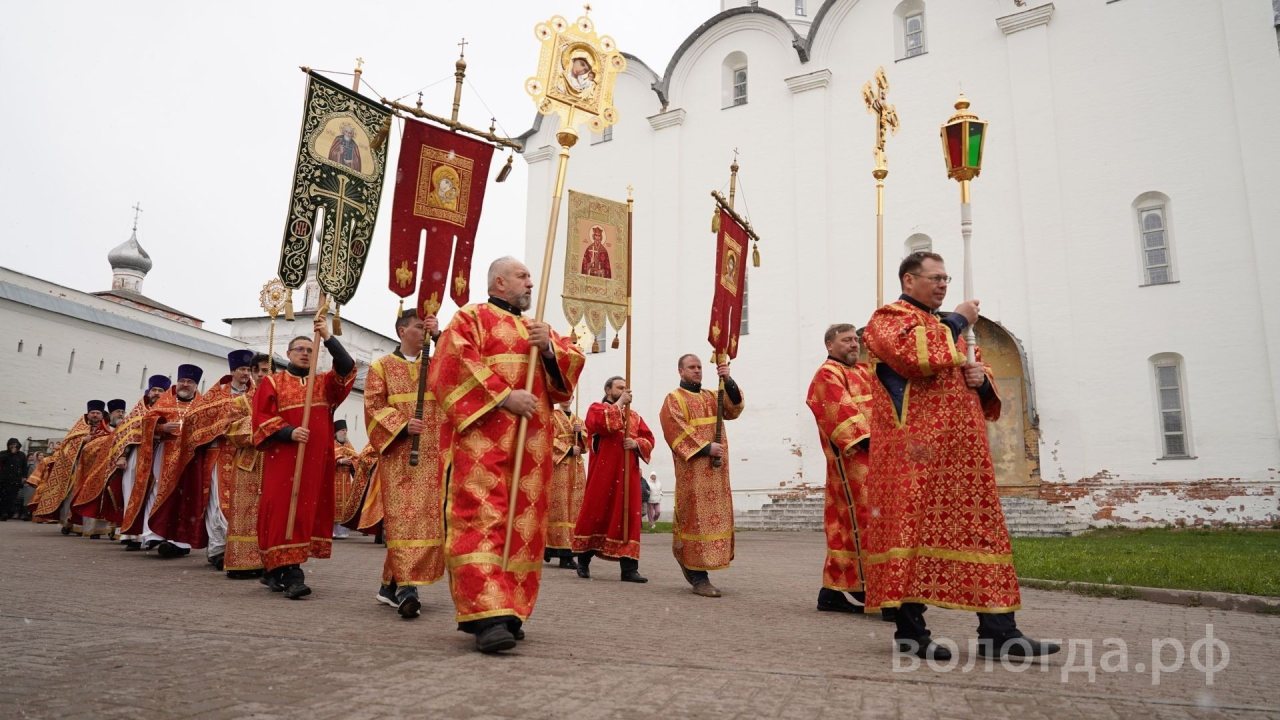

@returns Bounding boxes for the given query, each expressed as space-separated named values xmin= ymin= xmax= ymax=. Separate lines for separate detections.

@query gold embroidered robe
xmin=427 ymin=302 xmax=584 ymax=625
xmin=364 ymin=352 xmax=446 ymax=586
xmin=545 ymin=409 xmax=586 ymax=551
xmin=862 ymin=300 xmax=1017 ymax=612
xmin=805 ymin=358 xmax=873 ymax=592
xmin=659 ymin=384 xmax=744 ymax=572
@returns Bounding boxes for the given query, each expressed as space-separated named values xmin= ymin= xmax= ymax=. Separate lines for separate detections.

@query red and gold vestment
xmin=805 ymin=358 xmax=873 ymax=593
xmin=862 ymin=300 xmax=1017 ymax=613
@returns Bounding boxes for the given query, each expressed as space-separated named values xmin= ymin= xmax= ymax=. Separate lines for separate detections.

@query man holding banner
xmin=429 ymin=256 xmax=584 ymax=653
xmin=252 ymin=313 xmax=356 ymax=600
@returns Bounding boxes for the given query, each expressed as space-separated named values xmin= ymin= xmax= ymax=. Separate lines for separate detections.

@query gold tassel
xmin=397 ymin=297 xmax=404 ymax=321
xmin=611 ymin=334 xmax=620 ymax=349
xmin=591 ymin=337 xmax=600 ymax=353
xmin=371 ymin=117 xmax=391 ymax=151
xmin=284 ymin=292 xmax=295 ymax=321
xmin=711 ymin=207 xmax=720 ymax=234
xmin=495 ymin=153 xmax=514 ymax=183
xmin=752 ymin=241 xmax=761 ymax=267
xmin=332 ymin=304 xmax=343 ymax=336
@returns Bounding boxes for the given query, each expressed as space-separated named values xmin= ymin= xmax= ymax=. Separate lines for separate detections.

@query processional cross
xmin=862 ymin=67 xmax=899 ymax=169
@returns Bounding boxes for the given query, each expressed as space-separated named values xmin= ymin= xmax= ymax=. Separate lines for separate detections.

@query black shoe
xmin=559 ymin=557 xmax=579 ymax=570
xmin=207 ymin=553 xmax=225 ymax=571
xmin=575 ymin=563 xmax=590 ymax=579
xmin=144 ymin=539 xmax=162 ymax=550
xmin=376 ymin=583 xmax=400 ymax=608
xmin=124 ymin=541 xmax=143 ymax=551
xmin=262 ymin=570 xmax=287 ymax=592
xmin=896 ymin=638 xmax=952 ymax=661
xmin=976 ymin=635 xmax=1062 ymax=659
xmin=817 ymin=588 xmax=865 ymax=614
xmin=60 ymin=526 xmax=72 ymax=535
xmin=396 ymin=588 xmax=421 ymax=619
xmin=880 ymin=607 xmax=898 ymax=622
xmin=226 ymin=569 xmax=263 ymax=580
xmin=89 ymin=534 xmax=102 ymax=540
xmin=156 ymin=541 xmax=189 ymax=559
xmin=475 ymin=624 xmax=517 ymax=654
xmin=513 ymin=626 xmax=525 ymax=641
xmin=620 ymin=571 xmax=649 ymax=583
xmin=283 ymin=582 xmax=312 ymax=599
xmin=544 ymin=549 xmax=553 ymax=563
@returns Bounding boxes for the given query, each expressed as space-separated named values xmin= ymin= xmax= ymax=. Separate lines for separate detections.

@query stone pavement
xmin=1 ymin=521 xmax=1276 ymax=719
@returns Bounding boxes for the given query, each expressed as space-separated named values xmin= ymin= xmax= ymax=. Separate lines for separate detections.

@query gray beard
xmin=177 ymin=390 xmax=195 ymax=401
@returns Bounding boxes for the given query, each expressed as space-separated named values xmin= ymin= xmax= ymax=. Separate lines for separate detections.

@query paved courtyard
xmin=1 ymin=520 xmax=1276 ymax=719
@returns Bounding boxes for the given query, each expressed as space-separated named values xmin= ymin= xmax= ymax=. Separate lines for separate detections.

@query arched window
xmin=722 ymin=52 xmax=748 ymax=108
xmin=905 ymin=233 xmax=933 ymax=256
xmin=1133 ymin=192 xmax=1175 ymax=285
xmin=1150 ymin=353 xmax=1192 ymax=458
xmin=894 ymin=1 xmax=927 ymax=60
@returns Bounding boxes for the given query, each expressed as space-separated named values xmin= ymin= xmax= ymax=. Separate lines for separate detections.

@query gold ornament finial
xmin=863 ymin=66 xmax=899 ymax=175
xmin=583 ymin=3 xmax=592 ymax=16
xmin=355 ymin=57 xmax=365 ymax=71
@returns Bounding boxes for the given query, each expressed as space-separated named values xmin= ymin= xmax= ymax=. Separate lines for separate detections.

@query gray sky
xmin=0 ymin=1 xmax=714 ymax=334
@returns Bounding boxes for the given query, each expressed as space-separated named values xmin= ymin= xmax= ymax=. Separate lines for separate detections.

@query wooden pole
xmin=711 ymin=161 xmax=738 ymax=469
xmin=502 ymin=116 xmax=579 ymax=570
xmin=620 ymin=188 xmax=635 ymax=528
xmin=285 ymin=294 xmax=326 ymax=538
xmin=408 ymin=337 xmax=432 ymax=466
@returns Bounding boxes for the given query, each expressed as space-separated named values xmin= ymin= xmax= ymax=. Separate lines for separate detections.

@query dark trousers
xmin=576 ymin=550 xmax=639 ymax=574
xmin=0 ymin=481 xmax=19 ymax=518
xmin=680 ymin=565 xmax=709 ymax=586
xmin=894 ymin=602 xmax=1020 ymax=641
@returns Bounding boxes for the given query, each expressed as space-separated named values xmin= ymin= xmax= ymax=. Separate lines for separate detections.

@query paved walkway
xmin=1 ymin=521 xmax=1276 ymax=719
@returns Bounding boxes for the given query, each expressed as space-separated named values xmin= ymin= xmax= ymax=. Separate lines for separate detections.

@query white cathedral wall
xmin=522 ymin=1 xmax=1280 ymax=521
xmin=0 ymin=300 xmax=237 ymax=444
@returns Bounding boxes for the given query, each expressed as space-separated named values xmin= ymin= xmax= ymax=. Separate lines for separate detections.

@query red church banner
xmin=388 ymin=118 xmax=495 ymax=315
xmin=708 ymin=207 xmax=749 ymax=360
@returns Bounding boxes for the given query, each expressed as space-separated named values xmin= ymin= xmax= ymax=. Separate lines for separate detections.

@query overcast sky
xmin=1 ymin=1 xmax=715 ymax=335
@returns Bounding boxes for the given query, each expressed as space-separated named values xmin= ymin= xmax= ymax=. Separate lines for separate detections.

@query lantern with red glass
xmin=939 ymin=93 xmax=986 ymax=362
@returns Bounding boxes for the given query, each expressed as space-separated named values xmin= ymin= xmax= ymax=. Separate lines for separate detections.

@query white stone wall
xmin=522 ymin=1 xmax=1280 ymax=523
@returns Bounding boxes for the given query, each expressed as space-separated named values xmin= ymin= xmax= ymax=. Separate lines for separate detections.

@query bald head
xmin=487 ymin=256 xmax=533 ymax=310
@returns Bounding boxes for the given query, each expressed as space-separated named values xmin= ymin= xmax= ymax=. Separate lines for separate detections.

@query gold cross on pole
xmin=862 ymin=67 xmax=899 ymax=166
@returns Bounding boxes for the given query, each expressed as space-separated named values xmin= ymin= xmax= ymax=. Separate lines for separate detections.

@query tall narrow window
xmin=140 ymin=366 xmax=148 ymax=390
xmin=1151 ymin=354 xmax=1191 ymax=458
xmin=722 ymin=52 xmax=749 ymax=109
xmin=905 ymin=13 xmax=925 ymax=57
xmin=1140 ymin=207 xmax=1169 ymax=283
xmin=1134 ymin=192 xmax=1176 ymax=285
xmin=594 ymin=325 xmax=608 ymax=354
xmin=905 ymin=233 xmax=933 ymax=255
xmin=894 ymin=1 xmax=927 ymax=60
xmin=37 ymin=344 xmax=43 ymax=357
xmin=16 ymin=340 xmax=22 ymax=352
xmin=98 ymin=359 xmax=105 ymax=371
xmin=67 ymin=349 xmax=75 ymax=374
xmin=115 ymin=362 xmax=121 ymax=374
xmin=740 ymin=277 xmax=750 ymax=336
xmin=795 ymin=0 xmax=806 ymax=16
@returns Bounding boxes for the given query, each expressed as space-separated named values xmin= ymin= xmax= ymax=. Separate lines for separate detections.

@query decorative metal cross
xmin=457 ymin=37 xmax=468 ymax=57
xmin=131 ymin=201 xmax=143 ymax=231
xmin=355 ymin=57 xmax=365 ymax=71
xmin=862 ymin=67 xmax=899 ymax=163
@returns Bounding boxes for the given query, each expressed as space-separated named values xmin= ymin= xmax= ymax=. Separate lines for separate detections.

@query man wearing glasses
xmin=252 ymin=311 xmax=356 ymax=600
xmin=861 ymin=251 xmax=1059 ymax=661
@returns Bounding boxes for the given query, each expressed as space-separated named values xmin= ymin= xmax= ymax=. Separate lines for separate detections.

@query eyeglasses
xmin=908 ymin=273 xmax=952 ymax=285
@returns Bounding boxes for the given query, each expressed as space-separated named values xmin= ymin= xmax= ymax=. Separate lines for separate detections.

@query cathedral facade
xmin=518 ymin=0 xmax=1280 ymax=527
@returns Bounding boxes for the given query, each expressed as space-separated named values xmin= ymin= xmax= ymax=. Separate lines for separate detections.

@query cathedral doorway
xmin=974 ymin=318 xmax=1041 ymax=495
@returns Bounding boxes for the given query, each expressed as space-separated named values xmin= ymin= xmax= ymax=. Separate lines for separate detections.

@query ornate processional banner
xmin=389 ymin=118 xmax=495 ymax=315
xmin=277 ymin=71 xmax=391 ymax=306
xmin=708 ymin=207 xmax=750 ymax=360
xmin=563 ymin=190 xmax=628 ymax=336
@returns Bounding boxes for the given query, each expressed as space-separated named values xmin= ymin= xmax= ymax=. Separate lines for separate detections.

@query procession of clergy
xmin=23 ymin=252 xmax=1060 ymax=660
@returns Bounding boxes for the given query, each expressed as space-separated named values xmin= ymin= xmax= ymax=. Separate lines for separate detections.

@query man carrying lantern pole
xmin=860 ymin=96 xmax=1059 ymax=661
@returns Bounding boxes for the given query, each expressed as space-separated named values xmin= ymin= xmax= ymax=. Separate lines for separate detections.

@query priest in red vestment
xmin=863 ymin=251 xmax=1059 ymax=661
xmin=137 ymin=364 xmax=204 ymax=558
xmin=805 ymin=324 xmax=875 ymax=615
xmin=253 ymin=312 xmax=356 ymax=599
xmin=364 ymin=310 xmax=447 ymax=620
xmin=543 ymin=400 xmax=586 ymax=569
xmin=572 ymin=376 xmax=655 ymax=583
xmin=428 ymin=257 xmax=584 ymax=653
xmin=658 ymin=354 xmax=744 ymax=598
xmin=31 ymin=401 xmax=111 ymax=532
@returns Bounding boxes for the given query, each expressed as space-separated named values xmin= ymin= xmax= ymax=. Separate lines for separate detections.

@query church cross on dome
xmin=131 ymin=201 xmax=143 ymax=232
